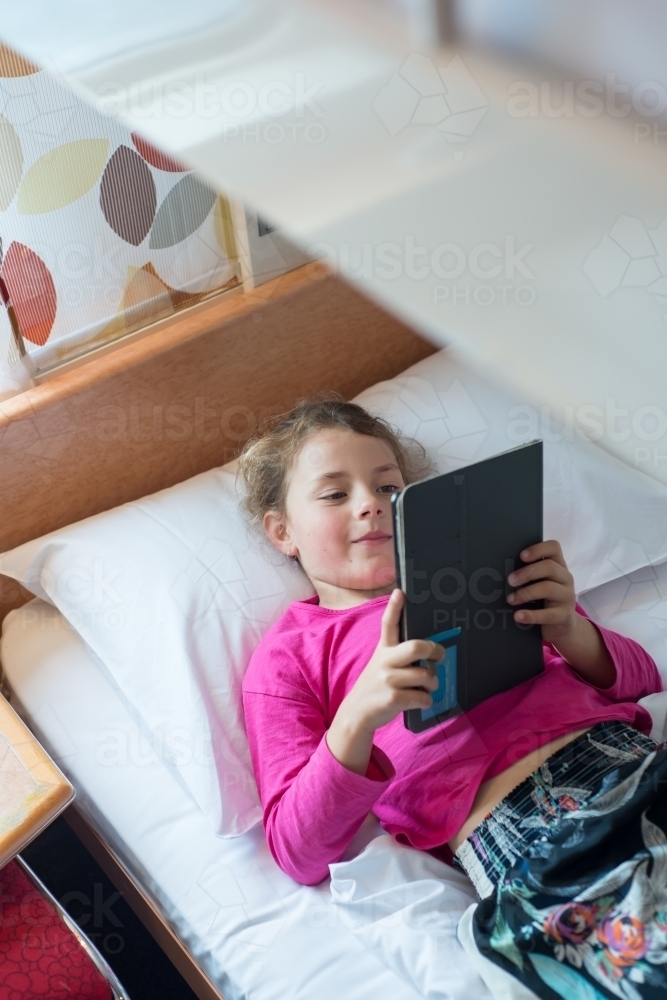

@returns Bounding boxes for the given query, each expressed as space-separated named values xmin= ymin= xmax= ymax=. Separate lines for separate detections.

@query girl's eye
xmin=321 ymin=484 xmax=400 ymax=501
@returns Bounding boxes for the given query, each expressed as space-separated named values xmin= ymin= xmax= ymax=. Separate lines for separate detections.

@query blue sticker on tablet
xmin=419 ymin=626 xmax=461 ymax=720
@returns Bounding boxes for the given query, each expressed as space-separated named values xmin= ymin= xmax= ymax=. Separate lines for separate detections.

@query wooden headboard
xmin=0 ymin=263 xmax=437 ymax=625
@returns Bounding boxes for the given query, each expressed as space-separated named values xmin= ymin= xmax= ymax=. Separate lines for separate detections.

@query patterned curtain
xmin=0 ymin=43 xmax=241 ymax=398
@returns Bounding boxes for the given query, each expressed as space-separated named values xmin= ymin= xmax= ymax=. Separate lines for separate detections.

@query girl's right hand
xmin=343 ymin=589 xmax=444 ymax=734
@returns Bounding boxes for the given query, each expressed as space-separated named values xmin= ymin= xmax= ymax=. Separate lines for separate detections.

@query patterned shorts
xmin=454 ymin=721 xmax=667 ymax=1000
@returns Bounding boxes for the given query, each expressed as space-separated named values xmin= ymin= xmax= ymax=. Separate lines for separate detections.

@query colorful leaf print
xmin=1 ymin=242 xmax=56 ymax=346
xmin=149 ymin=174 xmax=217 ymax=250
xmin=120 ymin=263 xmax=174 ymax=319
xmin=17 ymin=139 xmax=108 ymax=214
xmin=529 ymin=954 xmax=609 ymax=1000
xmin=144 ymin=256 xmax=237 ymax=309
xmin=0 ymin=114 xmax=23 ymax=210
xmin=0 ymin=43 xmax=39 ymax=77
xmin=213 ymin=195 xmax=238 ymax=263
xmin=57 ymin=263 xmax=175 ymax=360
xmin=100 ymin=145 xmax=157 ymax=245
xmin=131 ymin=133 xmax=188 ymax=172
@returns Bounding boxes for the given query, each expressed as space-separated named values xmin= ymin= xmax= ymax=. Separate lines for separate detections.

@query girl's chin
xmin=306 ymin=556 xmax=396 ymax=591
xmin=357 ymin=562 xmax=396 ymax=590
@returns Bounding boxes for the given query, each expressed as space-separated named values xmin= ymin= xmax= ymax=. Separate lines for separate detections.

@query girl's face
xmin=264 ymin=428 xmax=405 ymax=609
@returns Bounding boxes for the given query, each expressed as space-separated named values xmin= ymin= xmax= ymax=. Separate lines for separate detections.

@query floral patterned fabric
xmin=455 ymin=721 xmax=667 ymax=999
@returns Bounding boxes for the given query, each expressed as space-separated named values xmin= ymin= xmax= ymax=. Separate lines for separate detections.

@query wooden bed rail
xmin=0 ymin=263 xmax=437 ymax=627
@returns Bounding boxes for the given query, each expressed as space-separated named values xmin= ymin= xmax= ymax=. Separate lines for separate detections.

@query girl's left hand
xmin=506 ymin=539 xmax=576 ymax=645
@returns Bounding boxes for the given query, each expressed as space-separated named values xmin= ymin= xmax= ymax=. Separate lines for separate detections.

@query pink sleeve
xmin=242 ymin=685 xmax=395 ymax=885
xmin=543 ymin=603 xmax=662 ymax=701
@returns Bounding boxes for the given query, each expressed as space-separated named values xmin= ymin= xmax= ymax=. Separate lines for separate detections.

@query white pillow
xmin=2 ymin=346 xmax=667 ymax=837
xmin=354 ymin=350 xmax=667 ymax=594
xmin=0 ymin=465 xmax=315 ymax=837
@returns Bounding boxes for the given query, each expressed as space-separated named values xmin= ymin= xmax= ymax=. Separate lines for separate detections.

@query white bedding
xmin=0 ymin=600 xmax=489 ymax=1000
xmin=4 ymin=590 xmax=667 ymax=1000
xmin=3 ymin=349 xmax=667 ymax=999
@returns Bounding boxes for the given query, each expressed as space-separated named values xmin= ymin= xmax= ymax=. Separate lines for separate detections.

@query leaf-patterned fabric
xmin=0 ymin=41 xmax=240 ymax=394
xmin=456 ymin=722 xmax=667 ymax=999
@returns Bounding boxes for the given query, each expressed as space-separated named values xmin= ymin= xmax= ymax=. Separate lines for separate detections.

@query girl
xmin=239 ymin=391 xmax=666 ymax=999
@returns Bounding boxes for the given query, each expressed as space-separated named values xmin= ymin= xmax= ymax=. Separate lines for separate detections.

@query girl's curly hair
xmin=236 ymin=390 xmax=435 ymax=534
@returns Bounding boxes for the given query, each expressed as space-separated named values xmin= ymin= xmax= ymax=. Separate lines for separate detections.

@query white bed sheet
xmin=0 ymin=599 xmax=487 ymax=1000
xmin=4 ymin=588 xmax=667 ymax=1000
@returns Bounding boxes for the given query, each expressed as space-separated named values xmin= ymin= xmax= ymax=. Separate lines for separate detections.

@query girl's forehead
xmin=292 ymin=429 xmax=395 ymax=475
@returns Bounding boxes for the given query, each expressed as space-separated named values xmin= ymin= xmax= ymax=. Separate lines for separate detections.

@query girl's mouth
xmin=354 ymin=533 xmax=392 ymax=546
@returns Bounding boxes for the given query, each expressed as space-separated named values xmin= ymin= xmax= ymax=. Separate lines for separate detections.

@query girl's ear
xmin=263 ymin=510 xmax=296 ymax=557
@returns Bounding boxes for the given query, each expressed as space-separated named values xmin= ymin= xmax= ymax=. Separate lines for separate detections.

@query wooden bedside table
xmin=0 ymin=692 xmax=74 ymax=867
xmin=0 ymin=692 xmax=130 ymax=1000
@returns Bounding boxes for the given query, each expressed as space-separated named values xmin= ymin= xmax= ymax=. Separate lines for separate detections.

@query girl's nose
xmin=357 ymin=491 xmax=383 ymax=517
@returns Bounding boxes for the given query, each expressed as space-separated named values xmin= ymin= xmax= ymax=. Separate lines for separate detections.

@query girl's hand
xmin=507 ymin=539 xmax=616 ymax=687
xmin=342 ymin=588 xmax=443 ymax=734
xmin=507 ymin=539 xmax=577 ymax=645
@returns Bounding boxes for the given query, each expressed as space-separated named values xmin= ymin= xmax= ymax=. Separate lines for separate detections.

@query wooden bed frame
xmin=0 ymin=261 xmax=437 ymax=998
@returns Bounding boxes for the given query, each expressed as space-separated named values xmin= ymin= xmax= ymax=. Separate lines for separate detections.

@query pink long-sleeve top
xmin=242 ymin=594 xmax=662 ymax=885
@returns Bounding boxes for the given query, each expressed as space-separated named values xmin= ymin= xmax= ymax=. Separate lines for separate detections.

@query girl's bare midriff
xmin=447 ymin=726 xmax=591 ymax=852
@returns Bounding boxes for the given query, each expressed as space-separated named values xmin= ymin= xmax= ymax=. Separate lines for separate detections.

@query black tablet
xmin=392 ymin=441 xmax=544 ymax=733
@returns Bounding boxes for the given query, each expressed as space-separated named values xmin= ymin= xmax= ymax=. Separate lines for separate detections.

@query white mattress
xmin=0 ymin=600 xmax=483 ymax=1000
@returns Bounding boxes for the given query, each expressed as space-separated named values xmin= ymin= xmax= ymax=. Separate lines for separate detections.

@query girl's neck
xmin=314 ymin=581 xmax=395 ymax=611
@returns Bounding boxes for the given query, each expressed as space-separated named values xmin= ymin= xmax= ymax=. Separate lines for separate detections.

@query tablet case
xmin=392 ymin=440 xmax=544 ymax=733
